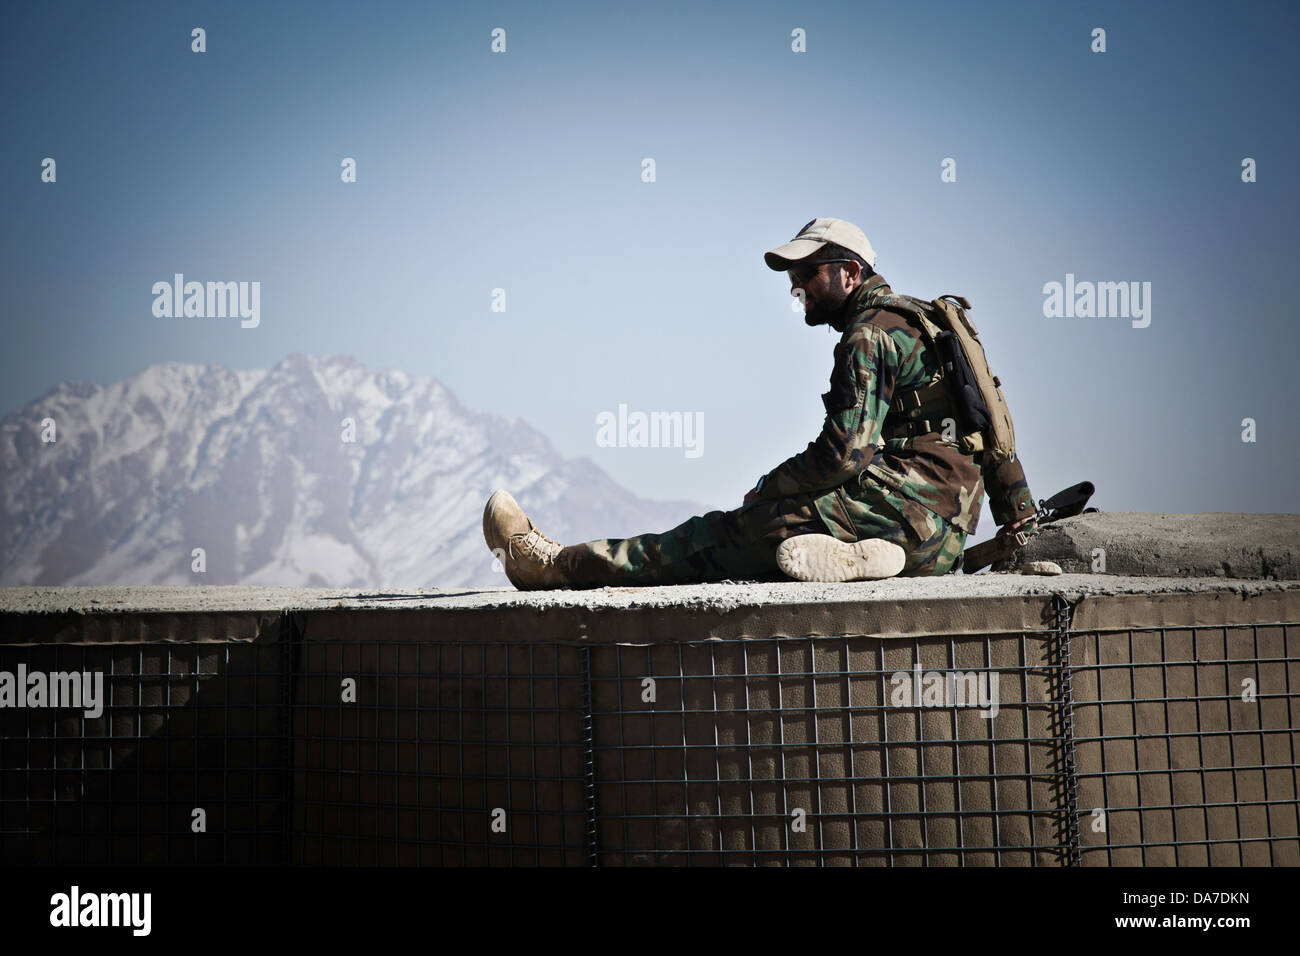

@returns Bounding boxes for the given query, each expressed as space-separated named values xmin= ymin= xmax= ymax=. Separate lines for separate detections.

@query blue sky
xmin=3 ymin=0 xmax=1297 ymax=536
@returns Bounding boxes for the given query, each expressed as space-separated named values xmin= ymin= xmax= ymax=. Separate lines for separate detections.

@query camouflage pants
xmin=558 ymin=477 xmax=967 ymax=588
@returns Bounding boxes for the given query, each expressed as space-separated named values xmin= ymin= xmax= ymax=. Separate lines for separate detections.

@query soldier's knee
xmin=899 ymin=524 xmax=966 ymax=576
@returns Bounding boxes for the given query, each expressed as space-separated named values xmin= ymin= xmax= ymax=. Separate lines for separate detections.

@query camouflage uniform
xmin=557 ymin=274 xmax=983 ymax=588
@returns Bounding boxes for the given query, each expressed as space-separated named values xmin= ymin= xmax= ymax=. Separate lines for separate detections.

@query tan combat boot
xmin=775 ymin=534 xmax=906 ymax=582
xmin=482 ymin=489 xmax=572 ymax=590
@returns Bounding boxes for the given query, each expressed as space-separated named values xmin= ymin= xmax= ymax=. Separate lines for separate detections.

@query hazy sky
xmin=4 ymin=0 xmax=1297 ymax=537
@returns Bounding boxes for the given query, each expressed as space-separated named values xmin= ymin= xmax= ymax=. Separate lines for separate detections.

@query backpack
xmin=878 ymin=292 xmax=1038 ymax=528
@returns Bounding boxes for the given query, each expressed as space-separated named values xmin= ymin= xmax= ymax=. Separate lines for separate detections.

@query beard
xmin=802 ymin=285 xmax=850 ymax=327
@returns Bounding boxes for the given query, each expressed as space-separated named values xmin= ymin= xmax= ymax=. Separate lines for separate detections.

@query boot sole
xmin=776 ymin=535 xmax=906 ymax=583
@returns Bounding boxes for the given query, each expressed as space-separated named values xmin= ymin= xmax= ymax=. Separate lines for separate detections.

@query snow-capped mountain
xmin=0 ymin=355 xmax=708 ymax=588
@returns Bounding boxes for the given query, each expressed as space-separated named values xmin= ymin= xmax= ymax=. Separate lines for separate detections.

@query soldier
xmin=484 ymin=217 xmax=1005 ymax=590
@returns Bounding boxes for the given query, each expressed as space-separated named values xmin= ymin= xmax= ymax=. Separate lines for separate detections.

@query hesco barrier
xmin=2 ymin=583 xmax=1297 ymax=866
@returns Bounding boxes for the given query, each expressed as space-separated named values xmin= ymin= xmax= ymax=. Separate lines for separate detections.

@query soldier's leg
xmin=558 ymin=494 xmax=829 ymax=588
xmin=900 ymin=512 xmax=967 ymax=575
xmin=818 ymin=480 xmax=969 ymax=576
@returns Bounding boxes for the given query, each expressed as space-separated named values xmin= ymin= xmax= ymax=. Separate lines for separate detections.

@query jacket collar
xmin=828 ymin=272 xmax=891 ymax=333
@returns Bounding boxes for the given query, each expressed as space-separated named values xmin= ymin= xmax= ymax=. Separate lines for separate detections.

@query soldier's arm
xmin=756 ymin=325 xmax=898 ymax=499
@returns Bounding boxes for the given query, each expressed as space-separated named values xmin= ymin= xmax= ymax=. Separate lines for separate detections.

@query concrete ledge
xmin=1021 ymin=512 xmax=1300 ymax=579
xmin=3 ymin=576 xmax=1297 ymax=643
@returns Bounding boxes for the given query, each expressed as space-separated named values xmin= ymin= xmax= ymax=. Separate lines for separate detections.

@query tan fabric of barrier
xmin=287 ymin=588 xmax=1299 ymax=866
xmin=4 ymin=585 xmax=1297 ymax=865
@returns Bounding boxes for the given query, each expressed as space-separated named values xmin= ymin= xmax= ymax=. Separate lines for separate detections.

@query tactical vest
xmin=871 ymin=292 xmax=1037 ymax=527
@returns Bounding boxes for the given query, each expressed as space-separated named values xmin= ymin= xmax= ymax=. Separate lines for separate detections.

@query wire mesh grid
xmin=290 ymin=639 xmax=589 ymax=866
xmin=1070 ymin=622 xmax=1300 ymax=866
xmin=0 ymin=638 xmax=285 ymax=865
xmin=2 ymin=615 xmax=1297 ymax=866
xmin=585 ymin=632 xmax=1065 ymax=866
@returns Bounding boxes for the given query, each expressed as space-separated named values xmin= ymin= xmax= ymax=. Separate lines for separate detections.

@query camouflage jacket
xmin=756 ymin=273 xmax=985 ymax=535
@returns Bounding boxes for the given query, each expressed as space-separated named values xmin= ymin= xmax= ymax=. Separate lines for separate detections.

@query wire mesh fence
xmin=1070 ymin=622 xmax=1299 ymax=865
xmin=3 ymin=608 xmax=1297 ymax=866
xmin=1 ymin=638 xmax=286 ymax=864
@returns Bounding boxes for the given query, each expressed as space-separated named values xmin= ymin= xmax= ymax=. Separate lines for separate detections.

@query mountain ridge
xmin=0 ymin=354 xmax=707 ymax=588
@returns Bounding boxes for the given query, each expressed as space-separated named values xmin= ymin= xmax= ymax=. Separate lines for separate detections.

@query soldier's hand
xmin=1001 ymin=514 xmax=1038 ymax=539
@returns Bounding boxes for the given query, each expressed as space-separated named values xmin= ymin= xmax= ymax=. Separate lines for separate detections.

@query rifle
xmin=961 ymin=481 xmax=1096 ymax=573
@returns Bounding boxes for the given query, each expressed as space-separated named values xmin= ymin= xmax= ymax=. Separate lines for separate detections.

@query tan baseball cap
xmin=764 ymin=217 xmax=877 ymax=271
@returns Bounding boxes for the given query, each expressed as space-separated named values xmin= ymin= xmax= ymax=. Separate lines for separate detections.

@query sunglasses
xmin=787 ymin=258 xmax=855 ymax=284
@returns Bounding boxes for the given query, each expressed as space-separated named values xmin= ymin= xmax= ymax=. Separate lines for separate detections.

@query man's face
xmin=788 ymin=258 xmax=858 ymax=327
